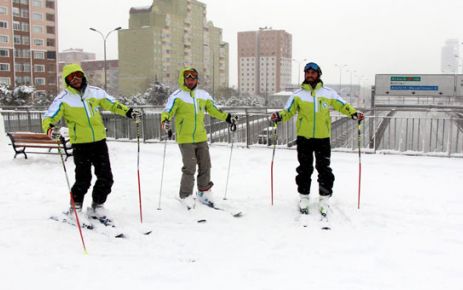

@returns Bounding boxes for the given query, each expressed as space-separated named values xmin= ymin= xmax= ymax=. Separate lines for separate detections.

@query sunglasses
xmin=66 ymin=71 xmax=84 ymax=82
xmin=183 ymin=70 xmax=198 ymax=80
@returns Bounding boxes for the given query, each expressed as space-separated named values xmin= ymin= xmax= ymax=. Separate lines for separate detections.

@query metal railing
xmin=2 ymin=107 xmax=463 ymax=157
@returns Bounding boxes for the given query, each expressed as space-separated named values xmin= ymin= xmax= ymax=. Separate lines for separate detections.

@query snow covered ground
xmin=0 ymin=133 xmax=462 ymax=289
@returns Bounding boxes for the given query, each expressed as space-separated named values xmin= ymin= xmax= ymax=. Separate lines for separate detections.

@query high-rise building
xmin=441 ymin=39 xmax=459 ymax=74
xmin=238 ymin=28 xmax=292 ymax=100
xmin=0 ymin=0 xmax=58 ymax=96
xmin=118 ymin=0 xmax=229 ymax=96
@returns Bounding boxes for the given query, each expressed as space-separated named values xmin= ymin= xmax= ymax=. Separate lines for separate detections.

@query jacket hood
xmin=62 ymin=64 xmax=87 ymax=94
xmin=178 ymin=67 xmax=198 ymax=92
xmin=301 ymin=80 xmax=324 ymax=92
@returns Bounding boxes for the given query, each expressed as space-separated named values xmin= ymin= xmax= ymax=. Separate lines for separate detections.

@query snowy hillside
xmin=0 ymin=137 xmax=462 ymax=290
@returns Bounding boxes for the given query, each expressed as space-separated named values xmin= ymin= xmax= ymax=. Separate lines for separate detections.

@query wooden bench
xmin=7 ymin=132 xmax=73 ymax=161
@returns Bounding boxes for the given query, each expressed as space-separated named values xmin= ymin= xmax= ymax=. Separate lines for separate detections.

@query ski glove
xmin=226 ymin=114 xmax=238 ymax=132
xmin=46 ymin=124 xmax=55 ymax=138
xmin=126 ymin=108 xmax=142 ymax=119
xmin=351 ymin=112 xmax=365 ymax=121
xmin=270 ymin=112 xmax=282 ymax=123
xmin=162 ymin=120 xmax=171 ymax=132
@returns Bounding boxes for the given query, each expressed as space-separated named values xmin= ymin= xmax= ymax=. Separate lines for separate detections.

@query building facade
xmin=238 ymin=28 xmax=292 ymax=101
xmin=441 ymin=39 xmax=459 ymax=74
xmin=118 ymin=0 xmax=229 ymax=96
xmin=0 ymin=0 xmax=58 ymax=96
xmin=58 ymin=48 xmax=95 ymax=64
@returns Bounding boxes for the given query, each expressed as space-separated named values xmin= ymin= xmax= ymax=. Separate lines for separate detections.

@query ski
xmin=49 ymin=213 xmax=94 ymax=230
xmin=200 ymin=200 xmax=243 ymax=218
xmin=87 ymin=214 xmax=127 ymax=239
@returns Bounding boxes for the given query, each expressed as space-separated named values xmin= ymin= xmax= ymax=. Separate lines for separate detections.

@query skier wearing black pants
xmin=42 ymin=64 xmax=141 ymax=214
xmin=270 ymin=62 xmax=364 ymax=215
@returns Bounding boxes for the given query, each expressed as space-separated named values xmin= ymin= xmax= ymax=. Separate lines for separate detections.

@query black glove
xmin=162 ymin=120 xmax=171 ymax=132
xmin=226 ymin=114 xmax=238 ymax=132
xmin=46 ymin=124 xmax=55 ymax=138
xmin=270 ymin=112 xmax=282 ymax=123
xmin=126 ymin=108 xmax=142 ymax=119
xmin=351 ymin=112 xmax=365 ymax=121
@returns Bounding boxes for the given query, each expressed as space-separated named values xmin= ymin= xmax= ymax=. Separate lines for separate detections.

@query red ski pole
xmin=57 ymin=144 xmax=88 ymax=255
xmin=357 ymin=119 xmax=362 ymax=209
xmin=270 ymin=122 xmax=278 ymax=206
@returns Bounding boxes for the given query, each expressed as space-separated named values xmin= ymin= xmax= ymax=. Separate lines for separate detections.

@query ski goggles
xmin=183 ymin=70 xmax=198 ymax=80
xmin=66 ymin=71 xmax=84 ymax=82
xmin=304 ymin=62 xmax=320 ymax=72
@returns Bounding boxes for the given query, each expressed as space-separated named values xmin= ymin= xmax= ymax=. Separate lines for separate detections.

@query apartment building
xmin=238 ymin=28 xmax=292 ymax=99
xmin=118 ymin=0 xmax=229 ymax=96
xmin=0 ymin=0 xmax=58 ymax=96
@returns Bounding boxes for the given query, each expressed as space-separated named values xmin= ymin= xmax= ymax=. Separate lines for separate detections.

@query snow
xmin=0 ymin=134 xmax=462 ymax=289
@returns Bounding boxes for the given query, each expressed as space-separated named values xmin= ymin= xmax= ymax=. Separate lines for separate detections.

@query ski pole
xmin=357 ymin=119 xmax=362 ymax=209
xmin=224 ymin=121 xmax=237 ymax=200
xmin=270 ymin=121 xmax=278 ymax=206
xmin=57 ymin=143 xmax=88 ymax=255
xmin=136 ymin=118 xmax=143 ymax=223
xmin=157 ymin=129 xmax=171 ymax=210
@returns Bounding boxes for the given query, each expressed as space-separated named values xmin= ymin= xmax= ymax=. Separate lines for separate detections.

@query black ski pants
xmin=296 ymin=136 xmax=334 ymax=196
xmin=71 ymin=139 xmax=114 ymax=205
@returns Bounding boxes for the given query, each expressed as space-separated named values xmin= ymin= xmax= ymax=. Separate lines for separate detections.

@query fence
xmin=1 ymin=107 xmax=463 ymax=157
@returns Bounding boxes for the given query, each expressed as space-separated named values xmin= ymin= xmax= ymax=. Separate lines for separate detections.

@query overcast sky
xmin=58 ymin=0 xmax=463 ymax=88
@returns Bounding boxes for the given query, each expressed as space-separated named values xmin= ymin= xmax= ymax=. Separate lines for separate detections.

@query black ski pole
xmin=136 ymin=117 xmax=143 ymax=223
xmin=270 ymin=121 xmax=278 ymax=206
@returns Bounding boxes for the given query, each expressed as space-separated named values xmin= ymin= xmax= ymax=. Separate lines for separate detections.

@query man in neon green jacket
xmin=161 ymin=67 xmax=237 ymax=209
xmin=42 ymin=63 xmax=140 ymax=213
xmin=270 ymin=62 xmax=364 ymax=215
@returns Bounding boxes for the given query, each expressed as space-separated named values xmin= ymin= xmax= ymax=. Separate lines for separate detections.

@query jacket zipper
xmin=81 ymin=95 xmax=95 ymax=142
xmin=312 ymin=92 xmax=317 ymax=138
xmin=191 ymin=91 xmax=197 ymax=143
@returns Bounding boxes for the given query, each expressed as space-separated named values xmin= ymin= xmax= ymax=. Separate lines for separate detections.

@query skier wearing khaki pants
xmin=161 ymin=67 xmax=238 ymax=209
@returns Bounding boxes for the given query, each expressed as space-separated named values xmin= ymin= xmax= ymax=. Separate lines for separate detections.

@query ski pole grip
xmin=167 ymin=129 xmax=173 ymax=139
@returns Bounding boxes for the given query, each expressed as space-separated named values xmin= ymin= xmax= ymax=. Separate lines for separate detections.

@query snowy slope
xmin=0 ymin=136 xmax=462 ymax=290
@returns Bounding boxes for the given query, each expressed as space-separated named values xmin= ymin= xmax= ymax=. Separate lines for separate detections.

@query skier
xmin=42 ymin=63 xmax=141 ymax=215
xmin=161 ymin=67 xmax=238 ymax=209
xmin=270 ymin=62 xmax=364 ymax=215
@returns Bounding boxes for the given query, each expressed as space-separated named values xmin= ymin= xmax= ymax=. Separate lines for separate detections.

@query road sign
xmin=375 ymin=74 xmax=455 ymax=97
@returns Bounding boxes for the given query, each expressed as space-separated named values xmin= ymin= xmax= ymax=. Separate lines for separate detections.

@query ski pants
xmin=296 ymin=137 xmax=334 ymax=197
xmin=71 ymin=139 xmax=114 ymax=205
xmin=178 ymin=142 xmax=212 ymax=198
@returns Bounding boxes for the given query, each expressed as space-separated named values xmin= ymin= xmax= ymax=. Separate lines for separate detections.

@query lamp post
xmin=292 ymin=58 xmax=307 ymax=84
xmin=335 ymin=64 xmax=348 ymax=96
xmin=89 ymin=26 xmax=122 ymax=91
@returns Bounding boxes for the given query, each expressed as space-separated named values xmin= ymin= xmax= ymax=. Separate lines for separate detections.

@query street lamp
xmin=292 ymin=58 xmax=307 ymax=84
xmin=334 ymin=64 xmax=348 ymax=96
xmin=89 ymin=26 xmax=122 ymax=91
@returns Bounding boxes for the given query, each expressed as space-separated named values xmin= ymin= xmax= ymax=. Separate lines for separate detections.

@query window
xmin=46 ymin=13 xmax=54 ymax=21
xmin=34 ymin=64 xmax=45 ymax=72
xmin=0 ymin=49 xmax=8 ymax=57
xmin=0 ymin=21 xmax=7 ymax=29
xmin=32 ymin=0 xmax=42 ymax=7
xmin=14 ymin=35 xmax=21 ymax=44
xmin=46 ymin=38 xmax=54 ymax=47
xmin=32 ymin=25 xmax=43 ymax=33
xmin=13 ymin=21 xmax=20 ymax=31
xmin=22 ymin=36 xmax=29 ymax=45
xmin=12 ymin=7 xmax=19 ymax=17
xmin=0 ymin=35 xmax=8 ymax=43
xmin=35 ymin=77 xmax=46 ymax=86
xmin=33 ymin=39 xmax=44 ymax=46
xmin=34 ymin=51 xmax=45 ymax=59
xmin=46 ymin=25 xmax=54 ymax=34
xmin=0 ymin=63 xmax=10 ymax=71
xmin=46 ymin=50 xmax=55 ymax=59
xmin=32 ymin=12 xmax=42 ymax=20
xmin=0 ymin=77 xmax=10 ymax=86
xmin=46 ymin=1 xmax=54 ymax=9
xmin=14 ymin=49 xmax=30 ymax=58
xmin=21 ymin=22 xmax=29 ymax=32
xmin=0 ymin=7 xmax=7 ymax=15
xmin=20 ymin=9 xmax=28 ymax=18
